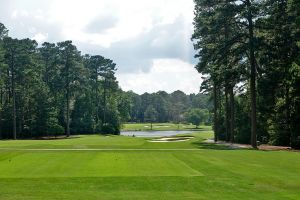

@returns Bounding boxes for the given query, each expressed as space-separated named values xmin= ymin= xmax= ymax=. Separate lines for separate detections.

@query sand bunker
xmin=153 ymin=126 xmax=170 ymax=128
xmin=149 ymin=136 xmax=194 ymax=142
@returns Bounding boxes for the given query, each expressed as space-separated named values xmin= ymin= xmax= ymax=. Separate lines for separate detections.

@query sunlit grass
xmin=0 ymin=131 xmax=299 ymax=200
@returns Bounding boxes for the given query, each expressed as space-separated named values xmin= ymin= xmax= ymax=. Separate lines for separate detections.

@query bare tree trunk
xmin=66 ymin=87 xmax=70 ymax=137
xmin=229 ymin=86 xmax=235 ymax=143
xmin=218 ymin=86 xmax=222 ymax=141
xmin=103 ymin=78 xmax=107 ymax=125
xmin=225 ymin=86 xmax=230 ymax=142
xmin=285 ymin=84 xmax=291 ymax=146
xmin=0 ymin=87 xmax=2 ymax=139
xmin=11 ymin=55 xmax=16 ymax=140
xmin=247 ymin=0 xmax=257 ymax=148
xmin=0 ymin=106 xmax=2 ymax=139
xmin=66 ymin=60 xmax=70 ymax=138
xmin=213 ymin=82 xmax=218 ymax=142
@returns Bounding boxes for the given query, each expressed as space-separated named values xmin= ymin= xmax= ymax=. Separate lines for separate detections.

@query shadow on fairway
xmin=34 ymin=136 xmax=82 ymax=140
xmin=192 ymin=141 xmax=250 ymax=150
xmin=184 ymin=127 xmax=211 ymax=131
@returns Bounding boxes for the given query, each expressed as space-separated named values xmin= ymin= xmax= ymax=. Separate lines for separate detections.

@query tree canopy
xmin=192 ymin=0 xmax=300 ymax=148
xmin=0 ymin=23 xmax=125 ymax=138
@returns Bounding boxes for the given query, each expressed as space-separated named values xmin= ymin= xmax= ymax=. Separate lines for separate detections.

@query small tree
xmin=185 ymin=108 xmax=209 ymax=128
xmin=144 ymin=105 xmax=158 ymax=130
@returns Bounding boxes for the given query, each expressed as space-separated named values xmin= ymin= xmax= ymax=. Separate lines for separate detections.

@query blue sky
xmin=0 ymin=0 xmax=202 ymax=94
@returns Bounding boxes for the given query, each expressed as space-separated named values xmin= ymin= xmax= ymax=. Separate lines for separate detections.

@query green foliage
xmin=122 ymin=122 xmax=211 ymax=131
xmin=125 ymin=90 xmax=212 ymax=123
xmin=184 ymin=108 xmax=210 ymax=128
xmin=192 ymin=0 xmax=300 ymax=148
xmin=0 ymin=23 xmax=124 ymax=138
xmin=144 ymin=105 xmax=158 ymax=123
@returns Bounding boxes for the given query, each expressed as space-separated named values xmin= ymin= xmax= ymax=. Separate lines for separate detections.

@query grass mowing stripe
xmin=0 ymin=148 xmax=207 ymax=151
xmin=0 ymin=132 xmax=299 ymax=200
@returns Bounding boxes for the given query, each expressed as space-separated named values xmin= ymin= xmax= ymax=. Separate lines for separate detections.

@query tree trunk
xmin=66 ymin=60 xmax=70 ymax=137
xmin=11 ymin=54 xmax=16 ymax=140
xmin=66 ymin=87 xmax=70 ymax=137
xmin=247 ymin=0 xmax=257 ymax=148
xmin=218 ymin=86 xmax=222 ymax=141
xmin=0 ymin=105 xmax=2 ymax=139
xmin=229 ymin=86 xmax=235 ymax=143
xmin=225 ymin=86 xmax=230 ymax=142
xmin=213 ymin=82 xmax=218 ymax=142
xmin=285 ymin=84 xmax=291 ymax=146
xmin=0 ymin=88 xmax=2 ymax=139
xmin=103 ymin=78 xmax=107 ymax=125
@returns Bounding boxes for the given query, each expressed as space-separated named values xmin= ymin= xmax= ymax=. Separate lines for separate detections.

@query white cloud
xmin=44 ymin=0 xmax=195 ymax=48
xmin=31 ymin=32 xmax=48 ymax=43
xmin=116 ymin=58 xmax=201 ymax=94
xmin=11 ymin=9 xmax=29 ymax=19
xmin=0 ymin=0 xmax=200 ymax=94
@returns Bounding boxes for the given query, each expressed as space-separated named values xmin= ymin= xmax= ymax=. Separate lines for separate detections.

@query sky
xmin=0 ymin=0 xmax=202 ymax=94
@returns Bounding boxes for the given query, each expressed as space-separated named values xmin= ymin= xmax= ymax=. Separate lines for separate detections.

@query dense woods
xmin=0 ymin=22 xmax=212 ymax=139
xmin=192 ymin=0 xmax=300 ymax=148
xmin=0 ymin=23 xmax=126 ymax=138
xmin=124 ymin=90 xmax=212 ymax=124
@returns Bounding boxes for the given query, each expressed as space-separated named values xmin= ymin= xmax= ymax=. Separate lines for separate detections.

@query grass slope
xmin=0 ymin=131 xmax=299 ymax=200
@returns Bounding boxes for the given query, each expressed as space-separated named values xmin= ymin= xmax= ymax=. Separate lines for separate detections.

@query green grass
xmin=122 ymin=122 xmax=212 ymax=131
xmin=0 ymin=130 xmax=299 ymax=200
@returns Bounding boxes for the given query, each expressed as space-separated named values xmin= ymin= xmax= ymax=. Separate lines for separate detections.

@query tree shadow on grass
xmin=192 ymin=141 xmax=251 ymax=150
xmin=183 ymin=127 xmax=212 ymax=131
xmin=34 ymin=136 xmax=81 ymax=140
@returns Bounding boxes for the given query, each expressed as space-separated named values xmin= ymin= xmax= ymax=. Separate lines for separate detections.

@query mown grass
xmin=0 ymin=130 xmax=299 ymax=200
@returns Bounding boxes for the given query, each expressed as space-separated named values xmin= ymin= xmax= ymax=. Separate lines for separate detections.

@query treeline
xmin=0 ymin=23 xmax=129 ymax=139
xmin=123 ymin=90 xmax=212 ymax=124
xmin=192 ymin=0 xmax=300 ymax=148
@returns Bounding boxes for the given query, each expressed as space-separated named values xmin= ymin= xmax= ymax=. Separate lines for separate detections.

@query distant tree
xmin=117 ymin=91 xmax=132 ymax=123
xmin=3 ymin=38 xmax=39 ymax=139
xmin=144 ymin=105 xmax=158 ymax=130
xmin=0 ymin=23 xmax=8 ymax=138
xmin=98 ymin=58 xmax=117 ymax=126
xmin=0 ymin=22 xmax=125 ymax=139
xmin=0 ymin=23 xmax=8 ymax=39
xmin=3 ymin=37 xmax=18 ymax=139
xmin=170 ymin=102 xmax=185 ymax=130
xmin=185 ymin=108 xmax=209 ymax=128
xmin=39 ymin=42 xmax=60 ymax=91
xmin=57 ymin=41 xmax=86 ymax=137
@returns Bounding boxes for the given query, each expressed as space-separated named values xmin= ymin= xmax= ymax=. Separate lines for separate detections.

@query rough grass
xmin=0 ymin=130 xmax=299 ymax=200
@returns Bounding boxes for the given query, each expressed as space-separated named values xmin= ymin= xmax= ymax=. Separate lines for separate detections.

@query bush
xmin=101 ymin=123 xmax=120 ymax=135
xmin=48 ymin=124 xmax=65 ymax=137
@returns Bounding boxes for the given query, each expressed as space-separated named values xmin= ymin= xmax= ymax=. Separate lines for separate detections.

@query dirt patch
xmin=204 ymin=139 xmax=295 ymax=151
xmin=258 ymin=144 xmax=291 ymax=151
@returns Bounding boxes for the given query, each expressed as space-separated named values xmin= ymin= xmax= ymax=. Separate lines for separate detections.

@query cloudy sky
xmin=0 ymin=0 xmax=202 ymax=94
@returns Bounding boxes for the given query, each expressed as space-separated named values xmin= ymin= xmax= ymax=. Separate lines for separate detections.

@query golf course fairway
xmin=0 ymin=132 xmax=299 ymax=200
